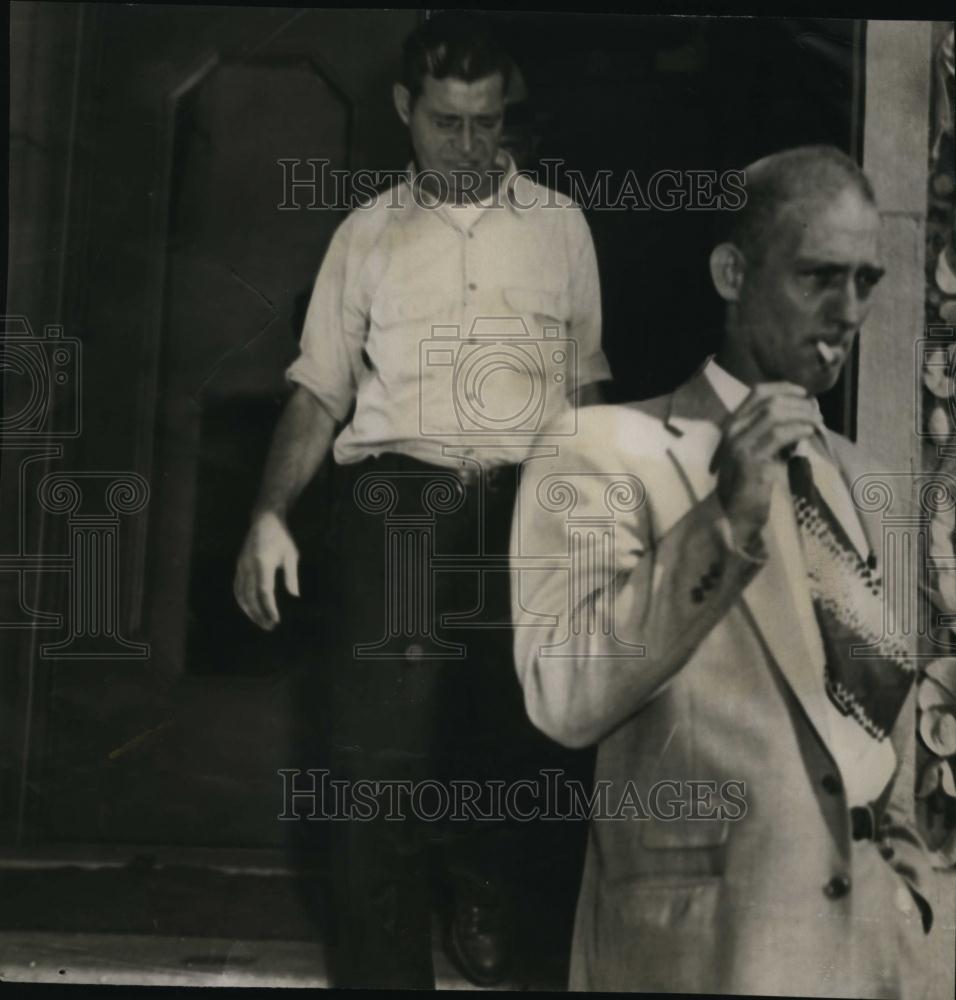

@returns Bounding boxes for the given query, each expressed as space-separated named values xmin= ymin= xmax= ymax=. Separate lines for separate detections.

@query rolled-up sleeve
xmin=566 ymin=206 xmax=611 ymax=388
xmin=286 ymin=214 xmax=367 ymax=423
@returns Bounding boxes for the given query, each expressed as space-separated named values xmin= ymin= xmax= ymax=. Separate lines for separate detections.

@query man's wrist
xmin=250 ymin=502 xmax=289 ymax=526
xmin=716 ymin=514 xmax=767 ymax=563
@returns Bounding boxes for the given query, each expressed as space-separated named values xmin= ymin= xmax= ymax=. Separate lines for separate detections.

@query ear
xmin=393 ymin=83 xmax=412 ymax=127
xmin=709 ymin=242 xmax=747 ymax=303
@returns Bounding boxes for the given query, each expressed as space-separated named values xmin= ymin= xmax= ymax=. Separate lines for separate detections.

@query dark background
xmin=2 ymin=6 xmax=859 ymax=933
xmin=492 ymin=13 xmax=860 ymax=403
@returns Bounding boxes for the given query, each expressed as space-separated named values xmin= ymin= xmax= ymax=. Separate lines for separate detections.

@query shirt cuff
xmin=285 ymin=359 xmax=351 ymax=424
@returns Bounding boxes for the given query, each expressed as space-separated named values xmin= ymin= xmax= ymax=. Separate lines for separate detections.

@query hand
xmin=233 ymin=510 xmax=300 ymax=630
xmin=711 ymin=382 xmax=824 ymax=544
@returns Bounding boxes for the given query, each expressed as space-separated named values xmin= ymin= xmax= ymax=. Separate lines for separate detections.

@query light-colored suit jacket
xmin=511 ymin=371 xmax=938 ymax=998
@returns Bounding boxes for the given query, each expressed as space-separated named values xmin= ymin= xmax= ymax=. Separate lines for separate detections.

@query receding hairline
xmin=749 ymin=162 xmax=874 ymax=209
xmin=776 ymin=184 xmax=880 ymax=230
xmin=723 ymin=145 xmax=878 ymax=262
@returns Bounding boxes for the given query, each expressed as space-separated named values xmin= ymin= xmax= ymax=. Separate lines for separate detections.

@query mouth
xmin=815 ymin=341 xmax=840 ymax=364
xmin=814 ymin=338 xmax=852 ymax=368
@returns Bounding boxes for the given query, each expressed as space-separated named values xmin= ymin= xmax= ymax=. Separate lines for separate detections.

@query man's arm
xmin=235 ymin=209 xmax=367 ymax=630
xmin=512 ymin=425 xmax=766 ymax=749
xmin=565 ymin=205 xmax=611 ymax=404
xmin=234 ymin=386 xmax=336 ymax=630
xmin=512 ymin=385 xmax=824 ymax=748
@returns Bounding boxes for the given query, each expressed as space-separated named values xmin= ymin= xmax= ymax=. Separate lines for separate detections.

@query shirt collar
xmin=702 ymin=356 xmax=749 ymax=413
xmin=397 ymin=150 xmax=530 ymax=215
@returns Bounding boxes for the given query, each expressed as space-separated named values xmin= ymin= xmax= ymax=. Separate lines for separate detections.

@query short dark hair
xmin=719 ymin=145 xmax=877 ymax=264
xmin=401 ymin=11 xmax=512 ymax=102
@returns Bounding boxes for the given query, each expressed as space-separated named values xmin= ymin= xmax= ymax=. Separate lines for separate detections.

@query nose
xmin=460 ymin=118 xmax=473 ymax=155
xmin=831 ymin=277 xmax=865 ymax=330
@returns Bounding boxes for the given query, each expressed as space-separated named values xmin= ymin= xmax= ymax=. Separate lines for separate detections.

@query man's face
xmin=735 ymin=188 xmax=884 ymax=395
xmin=396 ymin=73 xmax=505 ymax=202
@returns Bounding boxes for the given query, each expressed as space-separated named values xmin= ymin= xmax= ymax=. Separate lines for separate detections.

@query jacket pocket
xmin=632 ymin=815 xmax=730 ymax=880
xmin=642 ymin=815 xmax=730 ymax=849
xmin=591 ymin=877 xmax=725 ymax=993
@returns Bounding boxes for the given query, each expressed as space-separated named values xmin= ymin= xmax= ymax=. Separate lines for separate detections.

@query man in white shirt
xmin=511 ymin=145 xmax=941 ymax=997
xmin=234 ymin=11 xmax=609 ymax=990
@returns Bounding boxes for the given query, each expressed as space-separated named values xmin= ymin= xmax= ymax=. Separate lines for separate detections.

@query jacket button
xmin=823 ymin=874 xmax=851 ymax=899
xmin=691 ymin=587 xmax=704 ymax=603
xmin=821 ymin=774 xmax=842 ymax=795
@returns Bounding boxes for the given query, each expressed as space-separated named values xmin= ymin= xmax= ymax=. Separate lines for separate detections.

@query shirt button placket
xmin=460 ymin=232 xmax=474 ymax=340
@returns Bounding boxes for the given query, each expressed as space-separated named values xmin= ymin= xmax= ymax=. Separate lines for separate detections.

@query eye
xmin=801 ymin=267 xmax=841 ymax=289
xmin=856 ymin=268 xmax=884 ymax=293
xmin=476 ymin=115 xmax=502 ymax=130
xmin=433 ymin=116 xmax=458 ymax=130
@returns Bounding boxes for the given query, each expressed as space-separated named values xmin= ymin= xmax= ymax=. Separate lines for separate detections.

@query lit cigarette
xmin=816 ymin=341 xmax=838 ymax=364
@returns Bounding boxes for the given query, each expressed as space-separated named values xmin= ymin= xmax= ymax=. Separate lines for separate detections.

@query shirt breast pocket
xmin=503 ymin=286 xmax=570 ymax=328
xmin=370 ymin=288 xmax=449 ymax=329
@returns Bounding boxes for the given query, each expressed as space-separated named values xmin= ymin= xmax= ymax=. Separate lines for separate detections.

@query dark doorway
xmin=491 ymin=13 xmax=862 ymax=429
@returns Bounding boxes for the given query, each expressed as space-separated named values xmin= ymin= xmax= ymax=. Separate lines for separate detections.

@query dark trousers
xmin=325 ymin=453 xmax=548 ymax=988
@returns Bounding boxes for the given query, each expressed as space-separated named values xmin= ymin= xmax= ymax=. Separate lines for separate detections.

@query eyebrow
xmin=794 ymin=258 xmax=885 ymax=276
xmin=430 ymin=110 xmax=502 ymax=119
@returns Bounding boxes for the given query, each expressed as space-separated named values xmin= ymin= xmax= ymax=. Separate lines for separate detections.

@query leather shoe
xmin=445 ymin=892 xmax=511 ymax=986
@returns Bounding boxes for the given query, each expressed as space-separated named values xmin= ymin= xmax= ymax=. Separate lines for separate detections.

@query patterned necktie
xmin=787 ymin=454 xmax=916 ymax=741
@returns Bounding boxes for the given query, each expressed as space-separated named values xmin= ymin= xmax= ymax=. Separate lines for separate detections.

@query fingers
xmin=712 ymin=420 xmax=818 ymax=476
xmin=713 ymin=383 xmax=823 ymax=475
xmin=748 ymin=419 xmax=820 ymax=463
xmin=724 ymin=389 xmax=823 ymax=456
xmin=728 ymin=391 xmax=823 ymax=437
xmin=258 ymin=571 xmax=281 ymax=628
xmin=233 ymin=517 xmax=300 ymax=631
xmin=747 ymin=381 xmax=809 ymax=399
xmin=283 ymin=550 xmax=300 ymax=598
xmin=234 ymin=560 xmax=279 ymax=631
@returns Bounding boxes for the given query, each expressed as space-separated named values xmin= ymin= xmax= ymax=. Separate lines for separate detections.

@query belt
xmin=850 ymin=804 xmax=876 ymax=841
xmin=356 ymin=452 xmax=516 ymax=492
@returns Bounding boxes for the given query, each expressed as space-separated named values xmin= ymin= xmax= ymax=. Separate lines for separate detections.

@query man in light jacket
xmin=511 ymin=145 xmax=942 ymax=998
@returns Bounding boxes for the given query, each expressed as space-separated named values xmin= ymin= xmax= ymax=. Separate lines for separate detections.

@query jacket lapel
xmin=663 ymin=372 xmax=836 ymax=757
xmin=822 ymin=429 xmax=883 ymax=560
